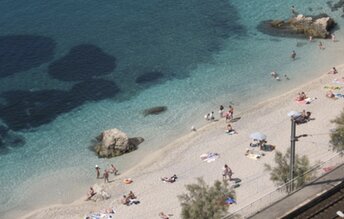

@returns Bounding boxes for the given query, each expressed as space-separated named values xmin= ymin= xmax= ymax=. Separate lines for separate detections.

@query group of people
xmin=95 ymin=164 xmax=119 ymax=183
xmin=296 ymin=91 xmax=307 ymax=101
xmin=121 ymin=191 xmax=140 ymax=206
xmin=294 ymin=110 xmax=312 ymax=125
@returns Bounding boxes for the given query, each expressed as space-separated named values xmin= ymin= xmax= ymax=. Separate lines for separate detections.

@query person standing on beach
xmin=219 ymin=105 xmax=224 ymax=118
xmin=95 ymin=165 xmax=100 ymax=179
xmin=103 ymin=170 xmax=109 ymax=183
xmin=222 ymin=164 xmax=232 ymax=181
xmin=290 ymin=5 xmax=297 ymax=16
xmin=331 ymin=33 xmax=336 ymax=42
xmin=291 ymin=50 xmax=296 ymax=60
xmin=318 ymin=41 xmax=325 ymax=50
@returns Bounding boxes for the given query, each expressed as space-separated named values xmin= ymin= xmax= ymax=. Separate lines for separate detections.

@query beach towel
xmin=332 ymin=78 xmax=344 ymax=85
xmin=225 ymin=197 xmax=236 ymax=205
xmin=295 ymin=97 xmax=316 ymax=105
xmin=334 ymin=93 xmax=344 ymax=98
xmin=200 ymin=152 xmax=220 ymax=163
xmin=225 ymin=130 xmax=237 ymax=135
xmin=245 ymin=149 xmax=263 ymax=160
xmin=323 ymin=85 xmax=342 ymax=90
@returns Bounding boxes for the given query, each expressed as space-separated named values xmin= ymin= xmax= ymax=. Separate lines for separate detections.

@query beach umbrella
xmin=249 ymin=132 xmax=267 ymax=141
xmin=287 ymin=111 xmax=301 ymax=118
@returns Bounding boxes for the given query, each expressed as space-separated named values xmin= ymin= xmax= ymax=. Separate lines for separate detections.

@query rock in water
xmin=92 ymin=128 xmax=144 ymax=158
xmin=257 ymin=14 xmax=336 ymax=39
xmin=143 ymin=106 xmax=167 ymax=116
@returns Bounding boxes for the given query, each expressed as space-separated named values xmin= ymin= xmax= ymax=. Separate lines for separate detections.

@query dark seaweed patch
xmin=48 ymin=44 xmax=116 ymax=81
xmin=0 ymin=35 xmax=55 ymax=78
xmin=69 ymin=79 xmax=120 ymax=102
xmin=135 ymin=71 xmax=164 ymax=84
xmin=0 ymin=125 xmax=25 ymax=154
xmin=0 ymin=79 xmax=119 ymax=131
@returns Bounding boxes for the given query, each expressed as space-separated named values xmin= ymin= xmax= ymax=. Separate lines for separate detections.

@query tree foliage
xmin=178 ymin=178 xmax=235 ymax=219
xmin=264 ymin=150 xmax=314 ymax=190
xmin=330 ymin=109 xmax=344 ymax=152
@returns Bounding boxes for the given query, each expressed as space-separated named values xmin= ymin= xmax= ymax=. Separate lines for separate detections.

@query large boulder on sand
xmin=93 ymin=128 xmax=144 ymax=158
xmin=257 ymin=14 xmax=336 ymax=38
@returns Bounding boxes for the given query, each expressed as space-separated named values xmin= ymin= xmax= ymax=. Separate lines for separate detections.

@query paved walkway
xmin=250 ymin=164 xmax=344 ymax=219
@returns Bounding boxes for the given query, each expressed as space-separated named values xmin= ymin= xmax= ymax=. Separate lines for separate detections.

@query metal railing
xmin=222 ymin=152 xmax=344 ymax=219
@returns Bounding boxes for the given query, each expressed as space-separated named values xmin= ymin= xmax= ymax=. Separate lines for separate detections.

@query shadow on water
xmin=135 ymin=71 xmax=164 ymax=85
xmin=0 ymin=79 xmax=120 ymax=131
xmin=0 ymin=35 xmax=56 ymax=78
xmin=113 ymin=0 xmax=246 ymax=90
xmin=48 ymin=44 xmax=116 ymax=81
xmin=0 ymin=0 xmax=246 ymax=131
xmin=0 ymin=125 xmax=25 ymax=155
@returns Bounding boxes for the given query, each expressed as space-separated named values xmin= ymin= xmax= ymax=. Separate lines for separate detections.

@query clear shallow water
xmin=1 ymin=0 xmax=344 ymax=217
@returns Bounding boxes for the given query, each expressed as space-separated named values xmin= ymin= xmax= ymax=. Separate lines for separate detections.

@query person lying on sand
xmin=161 ymin=174 xmax=178 ymax=183
xmin=85 ymin=187 xmax=96 ymax=201
xmin=159 ymin=212 xmax=172 ymax=219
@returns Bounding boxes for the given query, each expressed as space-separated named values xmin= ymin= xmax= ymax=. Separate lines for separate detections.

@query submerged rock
xmin=92 ymin=128 xmax=144 ymax=158
xmin=257 ymin=14 xmax=336 ymax=38
xmin=135 ymin=71 xmax=164 ymax=84
xmin=143 ymin=106 xmax=167 ymax=116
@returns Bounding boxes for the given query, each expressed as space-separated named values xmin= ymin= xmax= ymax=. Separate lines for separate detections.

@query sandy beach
xmin=13 ymin=63 xmax=344 ymax=219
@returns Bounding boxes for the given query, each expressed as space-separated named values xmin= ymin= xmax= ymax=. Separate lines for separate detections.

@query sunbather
xmin=225 ymin=123 xmax=237 ymax=134
xmin=85 ymin=187 xmax=96 ymax=201
xmin=161 ymin=174 xmax=178 ymax=183
xmin=295 ymin=111 xmax=311 ymax=124
xmin=159 ymin=212 xmax=170 ymax=219
xmin=128 ymin=191 xmax=137 ymax=199
xmin=326 ymin=90 xmax=335 ymax=99
xmin=121 ymin=194 xmax=140 ymax=206
xmin=296 ymin=92 xmax=307 ymax=101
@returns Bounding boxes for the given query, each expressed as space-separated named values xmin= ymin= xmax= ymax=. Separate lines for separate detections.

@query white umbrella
xmin=287 ymin=111 xmax=301 ymax=118
xmin=249 ymin=132 xmax=267 ymax=141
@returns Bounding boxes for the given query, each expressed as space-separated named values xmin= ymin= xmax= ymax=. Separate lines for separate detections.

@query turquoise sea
xmin=1 ymin=0 xmax=344 ymax=217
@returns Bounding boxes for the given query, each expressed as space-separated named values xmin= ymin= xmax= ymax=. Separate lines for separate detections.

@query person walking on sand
xmin=103 ymin=170 xmax=109 ymax=183
xmin=95 ymin=165 xmax=101 ymax=179
xmin=110 ymin=164 xmax=119 ymax=175
xmin=222 ymin=164 xmax=233 ymax=181
xmin=291 ymin=50 xmax=296 ymax=60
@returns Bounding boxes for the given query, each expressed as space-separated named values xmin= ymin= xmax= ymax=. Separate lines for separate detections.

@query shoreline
xmin=17 ymin=63 xmax=344 ymax=219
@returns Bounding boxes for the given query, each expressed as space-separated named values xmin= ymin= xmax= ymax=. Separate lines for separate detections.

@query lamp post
xmin=287 ymin=111 xmax=299 ymax=192
xmin=289 ymin=116 xmax=296 ymax=192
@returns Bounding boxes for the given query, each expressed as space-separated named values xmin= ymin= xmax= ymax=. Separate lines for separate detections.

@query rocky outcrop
xmin=93 ymin=128 xmax=144 ymax=158
xmin=257 ymin=14 xmax=336 ymax=38
xmin=143 ymin=106 xmax=167 ymax=116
